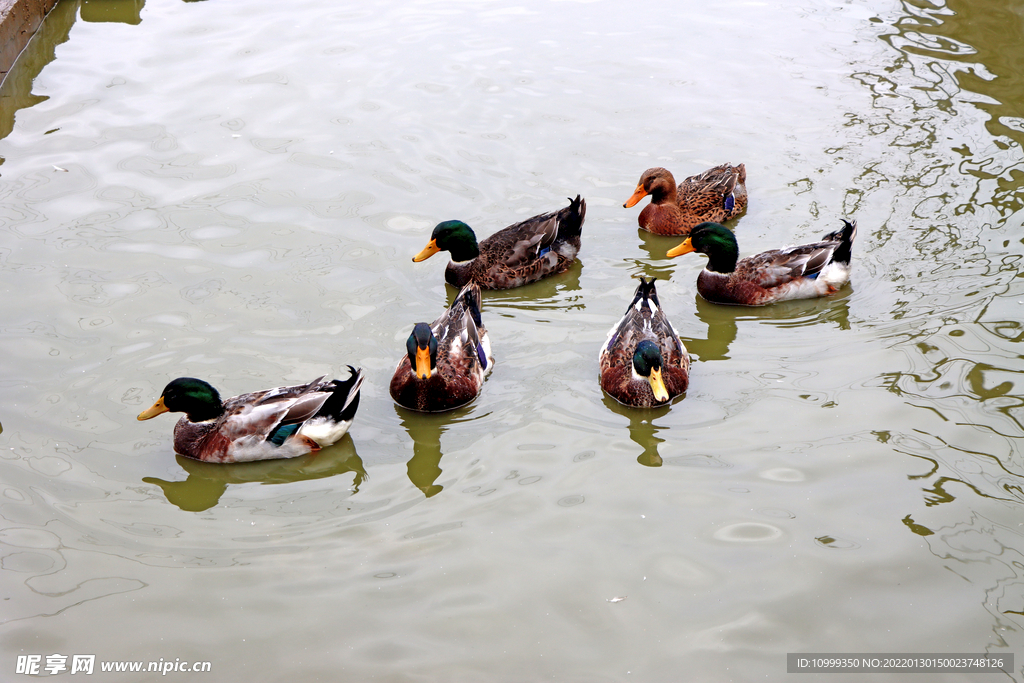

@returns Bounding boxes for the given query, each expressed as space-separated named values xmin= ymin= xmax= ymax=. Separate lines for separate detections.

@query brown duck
xmin=599 ymin=277 xmax=690 ymax=407
xmin=667 ymin=220 xmax=857 ymax=305
xmin=390 ymin=282 xmax=494 ymax=412
xmin=137 ymin=369 xmax=364 ymax=463
xmin=623 ymin=164 xmax=747 ymax=236
xmin=413 ymin=195 xmax=586 ymax=289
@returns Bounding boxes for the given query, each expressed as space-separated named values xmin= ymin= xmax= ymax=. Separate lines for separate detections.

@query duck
xmin=667 ymin=220 xmax=857 ymax=305
xmin=600 ymin=277 xmax=690 ymax=407
xmin=137 ymin=367 xmax=364 ymax=463
xmin=623 ymin=164 xmax=747 ymax=236
xmin=413 ymin=195 xmax=586 ymax=289
xmin=390 ymin=282 xmax=494 ymax=412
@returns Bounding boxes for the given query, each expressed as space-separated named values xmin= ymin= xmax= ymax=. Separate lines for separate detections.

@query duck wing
xmin=738 ymin=239 xmax=843 ymax=288
xmin=601 ymin=277 xmax=682 ymax=359
xmin=678 ymin=164 xmax=746 ymax=217
xmin=600 ymin=278 xmax=689 ymax=406
xmin=491 ymin=211 xmax=562 ymax=268
xmin=483 ymin=195 xmax=586 ymax=268
xmin=648 ymin=305 xmax=686 ymax=366
xmin=220 ymin=376 xmax=334 ymax=442
xmin=434 ymin=282 xmax=489 ymax=372
xmin=601 ymin=288 xmax=648 ymax=359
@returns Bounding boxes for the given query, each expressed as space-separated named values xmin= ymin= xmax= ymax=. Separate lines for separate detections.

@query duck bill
xmin=415 ymin=347 xmax=432 ymax=379
xmin=413 ymin=239 xmax=441 ymax=262
xmin=623 ymin=184 xmax=648 ymax=208
xmin=648 ymin=368 xmax=669 ymax=402
xmin=137 ymin=397 xmax=169 ymax=420
xmin=666 ymin=238 xmax=695 ymax=258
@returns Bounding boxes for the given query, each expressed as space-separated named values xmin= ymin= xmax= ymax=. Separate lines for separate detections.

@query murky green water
xmin=1 ymin=0 xmax=1022 ymax=680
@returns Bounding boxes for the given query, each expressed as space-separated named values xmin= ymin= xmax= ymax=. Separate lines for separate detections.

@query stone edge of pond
xmin=0 ymin=0 xmax=58 ymax=86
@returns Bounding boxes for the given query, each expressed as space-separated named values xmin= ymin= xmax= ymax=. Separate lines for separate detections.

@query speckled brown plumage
xmin=390 ymin=282 xmax=494 ymax=412
xmin=624 ymin=164 xmax=747 ymax=236
xmin=139 ymin=370 xmax=364 ymax=463
xmin=417 ymin=195 xmax=586 ymax=290
xmin=599 ymin=277 xmax=690 ymax=408
xmin=669 ymin=220 xmax=857 ymax=306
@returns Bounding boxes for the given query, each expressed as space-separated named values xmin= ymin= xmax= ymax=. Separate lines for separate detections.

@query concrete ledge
xmin=0 ymin=0 xmax=59 ymax=84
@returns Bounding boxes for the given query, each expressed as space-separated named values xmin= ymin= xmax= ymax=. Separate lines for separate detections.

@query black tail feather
xmin=824 ymin=219 xmax=857 ymax=265
xmin=456 ymin=282 xmax=483 ymax=328
xmin=629 ymin=276 xmax=661 ymax=311
xmin=318 ymin=366 xmax=364 ymax=423
xmin=556 ymin=194 xmax=586 ymax=240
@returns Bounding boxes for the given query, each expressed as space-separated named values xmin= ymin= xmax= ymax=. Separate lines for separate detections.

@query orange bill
xmin=415 ymin=346 xmax=432 ymax=379
xmin=137 ymin=397 xmax=169 ymax=420
xmin=623 ymin=184 xmax=648 ymax=208
xmin=666 ymin=238 xmax=695 ymax=258
xmin=648 ymin=367 xmax=669 ymax=402
xmin=413 ymin=239 xmax=441 ymax=262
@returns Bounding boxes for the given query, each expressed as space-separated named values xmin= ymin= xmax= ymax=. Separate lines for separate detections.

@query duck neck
xmin=448 ymin=241 xmax=480 ymax=262
xmin=705 ymin=243 xmax=739 ymax=274
xmin=443 ymin=229 xmax=480 ymax=262
xmin=650 ymin=180 xmax=678 ymax=205
xmin=185 ymin=401 xmax=224 ymax=423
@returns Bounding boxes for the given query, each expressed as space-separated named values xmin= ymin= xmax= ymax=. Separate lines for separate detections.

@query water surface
xmin=1 ymin=0 xmax=1023 ymax=680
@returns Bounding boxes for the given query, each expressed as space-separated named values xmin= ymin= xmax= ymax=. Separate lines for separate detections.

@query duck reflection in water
xmin=80 ymin=0 xmax=145 ymax=25
xmin=680 ymin=295 xmax=740 ymax=362
xmin=680 ymin=283 xmax=854 ymax=363
xmin=627 ymin=230 xmax=740 ymax=362
xmin=395 ymin=403 xmax=478 ymax=498
xmin=601 ymin=395 xmax=670 ymax=467
xmin=449 ymin=257 xmax=584 ymax=316
xmin=630 ymin=230 xmax=687 ymax=282
xmin=143 ymin=439 xmax=366 ymax=512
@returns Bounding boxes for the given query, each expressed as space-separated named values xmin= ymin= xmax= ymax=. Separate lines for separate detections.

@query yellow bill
xmin=648 ymin=367 xmax=669 ymax=402
xmin=413 ymin=239 xmax=441 ymax=262
xmin=666 ymin=238 xmax=695 ymax=258
xmin=415 ymin=346 xmax=432 ymax=379
xmin=137 ymin=397 xmax=169 ymax=420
